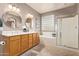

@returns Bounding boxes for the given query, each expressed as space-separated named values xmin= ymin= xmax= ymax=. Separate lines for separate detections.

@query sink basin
xmin=2 ymin=30 xmax=36 ymax=36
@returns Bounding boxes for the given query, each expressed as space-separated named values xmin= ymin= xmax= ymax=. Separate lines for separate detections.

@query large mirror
xmin=25 ymin=17 xmax=32 ymax=28
xmin=25 ymin=14 xmax=33 ymax=30
xmin=2 ymin=11 xmax=22 ymax=30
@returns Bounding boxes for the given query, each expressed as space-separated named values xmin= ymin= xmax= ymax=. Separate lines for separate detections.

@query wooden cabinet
xmin=2 ymin=33 xmax=40 ymax=56
xmin=9 ymin=35 xmax=21 ymax=56
xmin=29 ymin=34 xmax=33 ymax=48
xmin=21 ymin=34 xmax=29 ymax=52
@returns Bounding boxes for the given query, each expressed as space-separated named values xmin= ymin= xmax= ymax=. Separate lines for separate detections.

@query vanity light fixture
xmin=30 ymin=14 xmax=33 ymax=18
xmin=26 ymin=13 xmax=33 ymax=18
xmin=8 ymin=4 xmax=20 ymax=12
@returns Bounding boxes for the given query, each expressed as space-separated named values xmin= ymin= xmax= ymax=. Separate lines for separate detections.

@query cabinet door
xmin=33 ymin=33 xmax=37 ymax=46
xmin=9 ymin=36 xmax=21 ymax=56
xmin=21 ymin=34 xmax=29 ymax=52
xmin=36 ymin=33 xmax=40 ymax=44
xmin=29 ymin=34 xmax=33 ymax=48
xmin=3 ymin=37 xmax=10 ymax=56
xmin=33 ymin=33 xmax=40 ymax=46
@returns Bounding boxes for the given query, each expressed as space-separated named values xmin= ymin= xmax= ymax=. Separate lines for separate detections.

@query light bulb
xmin=16 ymin=8 xmax=20 ymax=12
xmin=13 ymin=7 xmax=16 ymax=11
xmin=8 ymin=4 xmax=12 ymax=9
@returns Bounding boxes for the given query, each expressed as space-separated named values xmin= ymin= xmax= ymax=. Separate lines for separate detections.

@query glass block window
xmin=42 ymin=15 xmax=55 ymax=32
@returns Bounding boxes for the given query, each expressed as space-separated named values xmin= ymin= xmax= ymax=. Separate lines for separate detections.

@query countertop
xmin=1 ymin=30 xmax=37 ymax=36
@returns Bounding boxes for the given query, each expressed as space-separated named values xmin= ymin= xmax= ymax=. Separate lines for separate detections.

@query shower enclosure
xmin=57 ymin=15 xmax=79 ymax=48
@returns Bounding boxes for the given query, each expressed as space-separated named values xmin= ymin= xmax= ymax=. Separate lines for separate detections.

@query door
xmin=9 ymin=36 xmax=21 ymax=56
xmin=61 ymin=15 xmax=78 ymax=48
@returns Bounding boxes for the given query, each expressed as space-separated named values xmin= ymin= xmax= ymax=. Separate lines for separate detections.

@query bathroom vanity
xmin=1 ymin=31 xmax=40 ymax=56
xmin=0 ymin=8 xmax=40 ymax=56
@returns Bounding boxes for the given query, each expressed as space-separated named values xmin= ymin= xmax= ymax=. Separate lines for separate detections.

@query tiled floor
xmin=21 ymin=37 xmax=79 ymax=56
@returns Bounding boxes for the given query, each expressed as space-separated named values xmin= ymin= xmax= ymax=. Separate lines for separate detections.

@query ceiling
xmin=27 ymin=3 xmax=75 ymax=14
